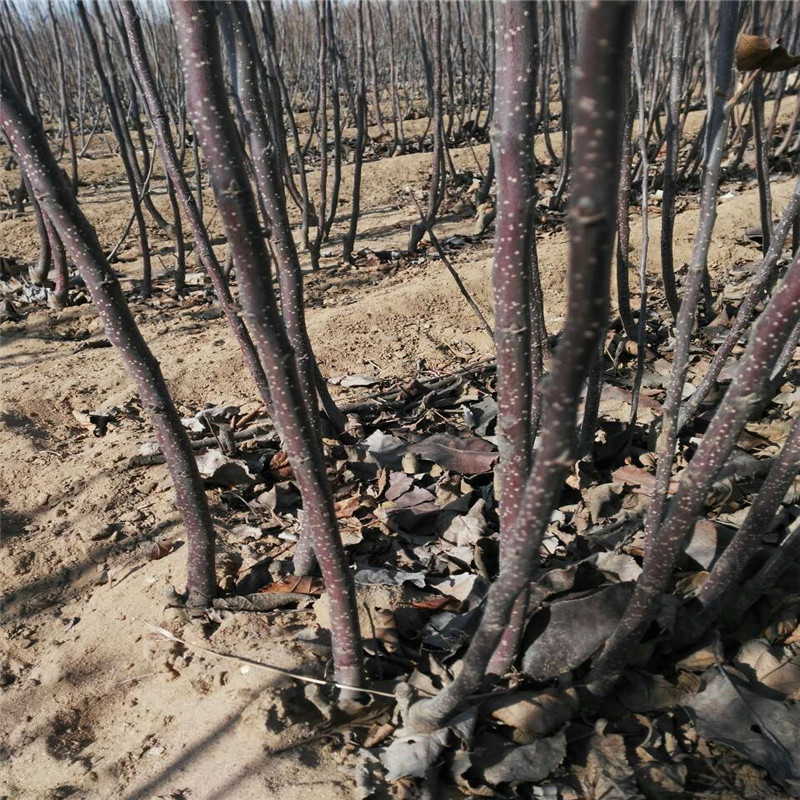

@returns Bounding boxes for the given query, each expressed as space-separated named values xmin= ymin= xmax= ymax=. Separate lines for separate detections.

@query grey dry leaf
xmin=599 ymin=384 xmax=661 ymax=424
xmin=584 ymin=482 xmax=624 ymax=524
xmin=441 ymin=499 xmax=487 ymax=545
xmin=684 ymin=519 xmax=736 ymax=569
xmin=475 ymin=730 xmax=567 ymax=786
xmin=384 ymin=471 xmax=413 ymax=501
xmin=255 ymin=481 xmax=299 ymax=513
xmin=195 ymin=449 xmax=257 ymax=486
xmin=429 ymin=572 xmax=486 ymax=604
xmin=339 ymin=374 xmax=380 ymax=388
xmin=521 ymin=582 xmax=635 ymax=679
xmin=380 ymin=707 xmax=477 ymax=781
xmin=180 ymin=416 xmax=206 ymax=433
xmin=197 ymin=404 xmax=240 ymax=423
xmin=587 ymin=552 xmax=643 ymax=583
xmin=468 ymin=395 xmax=498 ymax=436
xmin=687 ymin=667 xmax=800 ymax=794
xmin=354 ymin=568 xmax=426 ymax=588
xmin=229 ymin=524 xmax=263 ymax=541
xmin=364 ymin=429 xmax=407 ymax=468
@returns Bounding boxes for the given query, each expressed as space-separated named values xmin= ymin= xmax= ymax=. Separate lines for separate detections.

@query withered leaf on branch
xmin=735 ymin=34 xmax=800 ymax=72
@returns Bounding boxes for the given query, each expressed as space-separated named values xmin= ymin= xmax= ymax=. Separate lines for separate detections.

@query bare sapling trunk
xmin=750 ymin=3 xmax=774 ymax=255
xmin=615 ymin=93 xmax=636 ymax=338
xmin=627 ymin=24 xmax=651 ymax=436
xmin=408 ymin=0 xmax=445 ymax=254
xmin=485 ymin=0 xmax=538 ymax=679
xmin=0 ymin=74 xmax=216 ymax=608
xmin=48 ymin=0 xmax=78 ymax=196
xmin=644 ymin=1 xmax=740 ymax=555
xmin=321 ymin=0 xmax=343 ymax=242
xmin=75 ymin=0 xmax=152 ymax=298
xmin=403 ymin=1 xmax=634 ymax=734
xmin=119 ymin=1 xmax=275 ymax=419
xmin=365 ymin=1 xmax=385 ymax=135
xmin=660 ymin=0 xmax=686 ymax=320
xmin=551 ymin=1 xmax=573 ymax=209
xmin=170 ymin=1 xmax=363 ymax=692
xmin=341 ymin=0 xmax=367 ymax=264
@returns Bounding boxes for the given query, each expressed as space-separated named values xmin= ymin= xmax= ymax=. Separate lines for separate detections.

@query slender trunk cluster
xmin=169 ymin=1 xmax=362 ymax=691
xmin=405 ymin=0 xmax=635 ymax=733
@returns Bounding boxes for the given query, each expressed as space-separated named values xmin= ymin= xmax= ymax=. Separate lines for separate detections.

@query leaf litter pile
xmin=124 ymin=256 xmax=800 ymax=800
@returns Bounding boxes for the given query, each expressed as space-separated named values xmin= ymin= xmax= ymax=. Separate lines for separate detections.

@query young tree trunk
xmin=660 ymin=0 xmax=686 ymax=319
xmin=365 ymin=2 xmax=385 ymax=135
xmin=224 ymin=3 xmax=344 ymax=432
xmin=485 ymin=0 xmax=538 ymax=680
xmin=48 ymin=0 xmax=79 ymax=195
xmin=615 ymin=92 xmax=636 ymax=339
xmin=76 ymin=0 xmax=152 ymax=297
xmin=408 ymin=0 xmax=444 ymax=254
xmin=0 ymin=73 xmax=216 ymax=608
xmin=645 ymin=1 xmax=740 ymax=553
xmin=341 ymin=0 xmax=368 ymax=263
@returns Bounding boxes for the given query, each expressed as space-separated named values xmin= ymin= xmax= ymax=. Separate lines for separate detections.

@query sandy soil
xmin=0 ymin=96 xmax=798 ymax=799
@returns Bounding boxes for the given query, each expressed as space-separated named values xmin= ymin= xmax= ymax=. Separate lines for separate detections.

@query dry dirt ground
xmin=0 ymin=99 xmax=798 ymax=799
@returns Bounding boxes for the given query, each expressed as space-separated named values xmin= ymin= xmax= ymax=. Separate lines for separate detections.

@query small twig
xmin=409 ymin=194 xmax=494 ymax=341
xmin=114 ymin=671 xmax=159 ymax=688
xmin=143 ymin=622 xmax=397 ymax=698
xmin=725 ymin=68 xmax=761 ymax=110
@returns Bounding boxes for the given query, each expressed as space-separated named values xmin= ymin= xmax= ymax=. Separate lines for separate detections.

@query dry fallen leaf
xmin=269 ymin=450 xmax=294 ymax=480
xmin=687 ymin=667 xmax=800 ymax=794
xmin=409 ymin=433 xmax=498 ymax=475
xmin=147 ymin=540 xmax=174 ymax=561
xmin=262 ymin=576 xmax=323 ymax=596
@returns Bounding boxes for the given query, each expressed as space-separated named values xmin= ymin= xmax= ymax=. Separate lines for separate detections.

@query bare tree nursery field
xmin=2 ymin=1 xmax=800 ymax=798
